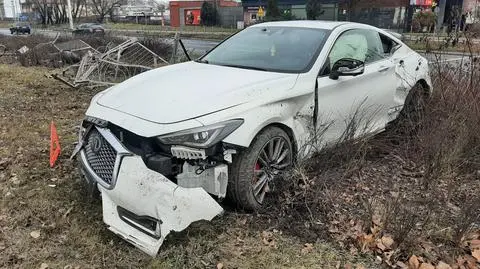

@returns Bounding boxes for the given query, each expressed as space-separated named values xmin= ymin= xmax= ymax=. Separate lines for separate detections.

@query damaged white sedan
xmin=72 ymin=21 xmax=431 ymax=256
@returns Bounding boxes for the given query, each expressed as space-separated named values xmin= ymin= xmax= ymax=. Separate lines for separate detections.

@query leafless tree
xmin=28 ymin=0 xmax=86 ymax=25
xmin=91 ymin=0 xmax=121 ymax=22
xmin=345 ymin=0 xmax=360 ymax=21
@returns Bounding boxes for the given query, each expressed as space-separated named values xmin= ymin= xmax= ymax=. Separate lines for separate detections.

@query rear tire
xmin=388 ymin=82 xmax=429 ymax=133
xmin=228 ymin=127 xmax=293 ymax=211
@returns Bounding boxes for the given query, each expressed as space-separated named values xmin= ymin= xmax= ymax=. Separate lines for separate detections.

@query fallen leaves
xmin=472 ymin=249 xmax=480 ymax=262
xmin=376 ymin=235 xmax=394 ymax=252
xmin=408 ymin=255 xmax=420 ymax=269
xmin=10 ymin=175 xmax=20 ymax=185
xmin=381 ymin=235 xmax=394 ymax=249
xmin=418 ymin=263 xmax=435 ymax=269
xmin=358 ymin=233 xmax=375 ymax=252
xmin=30 ymin=230 xmax=40 ymax=239
xmin=470 ymin=239 xmax=480 ymax=249
xmin=345 ymin=216 xmax=480 ymax=269
xmin=261 ymin=231 xmax=277 ymax=248
xmin=435 ymin=261 xmax=451 ymax=269
xmin=452 ymin=255 xmax=480 ymax=269
xmin=301 ymin=243 xmax=314 ymax=254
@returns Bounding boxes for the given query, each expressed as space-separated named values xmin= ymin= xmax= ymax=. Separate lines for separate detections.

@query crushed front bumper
xmin=77 ymin=126 xmax=224 ymax=256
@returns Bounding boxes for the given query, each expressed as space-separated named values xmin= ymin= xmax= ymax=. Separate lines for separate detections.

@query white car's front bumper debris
xmin=79 ymin=127 xmax=224 ymax=256
xmin=99 ymin=156 xmax=223 ymax=256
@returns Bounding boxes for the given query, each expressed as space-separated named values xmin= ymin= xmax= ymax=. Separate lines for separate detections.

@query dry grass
xmin=0 ymin=64 xmax=371 ymax=268
xmin=404 ymin=30 xmax=480 ymax=53
xmin=2 ymin=31 xmax=478 ymax=268
xmin=262 ymin=50 xmax=480 ymax=267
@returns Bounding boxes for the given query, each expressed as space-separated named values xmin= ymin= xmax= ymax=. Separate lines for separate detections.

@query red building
xmin=169 ymin=0 xmax=240 ymax=27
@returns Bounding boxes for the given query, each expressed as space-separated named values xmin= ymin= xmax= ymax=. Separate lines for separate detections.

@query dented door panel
xmin=391 ymin=49 xmax=430 ymax=120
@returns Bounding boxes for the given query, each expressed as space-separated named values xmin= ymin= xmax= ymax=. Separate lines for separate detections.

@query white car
xmin=73 ymin=21 xmax=431 ymax=256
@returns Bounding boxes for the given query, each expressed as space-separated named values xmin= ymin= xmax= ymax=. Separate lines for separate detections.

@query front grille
xmin=84 ymin=128 xmax=117 ymax=184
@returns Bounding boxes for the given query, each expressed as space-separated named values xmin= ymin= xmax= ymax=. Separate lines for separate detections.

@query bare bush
xmin=262 ymin=39 xmax=480 ymax=267
xmin=0 ymin=34 xmax=51 ymax=51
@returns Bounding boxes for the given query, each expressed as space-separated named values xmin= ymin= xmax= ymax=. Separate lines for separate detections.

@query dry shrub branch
xmin=262 ymin=39 xmax=480 ymax=268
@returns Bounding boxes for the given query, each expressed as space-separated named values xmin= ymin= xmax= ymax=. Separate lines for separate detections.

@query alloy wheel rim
xmin=252 ymin=137 xmax=292 ymax=204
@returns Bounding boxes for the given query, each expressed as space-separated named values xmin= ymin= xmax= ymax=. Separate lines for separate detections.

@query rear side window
xmin=379 ymin=33 xmax=399 ymax=55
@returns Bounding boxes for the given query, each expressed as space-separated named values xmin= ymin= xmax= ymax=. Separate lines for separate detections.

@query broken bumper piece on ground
xmin=78 ymin=127 xmax=223 ymax=256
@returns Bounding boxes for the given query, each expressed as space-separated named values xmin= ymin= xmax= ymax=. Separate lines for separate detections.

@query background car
xmin=10 ymin=22 xmax=31 ymax=35
xmin=72 ymin=23 xmax=105 ymax=37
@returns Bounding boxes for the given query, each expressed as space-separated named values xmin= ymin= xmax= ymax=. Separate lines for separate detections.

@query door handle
xmin=378 ymin=66 xmax=390 ymax=72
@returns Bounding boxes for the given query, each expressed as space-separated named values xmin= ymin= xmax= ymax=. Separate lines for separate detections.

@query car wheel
xmin=389 ymin=82 xmax=429 ymax=132
xmin=228 ymin=126 xmax=293 ymax=211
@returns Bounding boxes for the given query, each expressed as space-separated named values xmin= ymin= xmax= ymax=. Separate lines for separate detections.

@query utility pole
xmin=66 ymin=0 xmax=74 ymax=29
xmin=436 ymin=0 xmax=447 ymax=33
xmin=12 ymin=0 xmax=17 ymax=21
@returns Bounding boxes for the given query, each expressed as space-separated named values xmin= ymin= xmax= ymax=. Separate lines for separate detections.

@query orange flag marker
xmin=50 ymin=121 xmax=61 ymax=167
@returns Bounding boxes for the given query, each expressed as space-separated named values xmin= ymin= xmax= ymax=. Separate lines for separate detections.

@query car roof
xmin=249 ymin=20 xmax=351 ymax=30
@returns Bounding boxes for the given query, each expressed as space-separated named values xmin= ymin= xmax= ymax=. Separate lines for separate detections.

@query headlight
xmin=157 ymin=119 xmax=244 ymax=148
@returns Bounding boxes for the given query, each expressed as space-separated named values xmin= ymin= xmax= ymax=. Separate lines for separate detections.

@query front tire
xmin=228 ymin=127 xmax=293 ymax=211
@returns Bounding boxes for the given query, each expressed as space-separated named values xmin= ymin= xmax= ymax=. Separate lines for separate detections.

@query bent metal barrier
xmin=52 ymin=38 xmax=169 ymax=88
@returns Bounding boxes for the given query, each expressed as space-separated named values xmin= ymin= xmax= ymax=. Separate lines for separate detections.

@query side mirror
xmin=329 ymin=58 xmax=365 ymax=80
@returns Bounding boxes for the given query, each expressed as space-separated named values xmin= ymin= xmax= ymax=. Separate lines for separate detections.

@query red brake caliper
xmin=253 ymin=162 xmax=261 ymax=182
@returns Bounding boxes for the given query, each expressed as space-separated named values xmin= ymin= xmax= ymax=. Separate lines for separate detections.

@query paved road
xmin=179 ymin=39 xmax=218 ymax=53
xmin=0 ymin=28 xmax=219 ymax=53
xmin=0 ymin=28 xmax=59 ymax=38
xmin=0 ymin=28 xmax=11 ymax=35
xmin=403 ymin=34 xmax=480 ymax=44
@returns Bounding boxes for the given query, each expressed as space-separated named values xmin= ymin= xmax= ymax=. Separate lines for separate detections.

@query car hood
xmin=96 ymin=61 xmax=298 ymax=124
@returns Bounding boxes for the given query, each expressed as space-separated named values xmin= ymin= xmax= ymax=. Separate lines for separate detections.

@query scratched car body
xmin=73 ymin=21 xmax=431 ymax=256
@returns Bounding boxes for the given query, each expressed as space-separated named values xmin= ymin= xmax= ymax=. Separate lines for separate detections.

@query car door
xmin=315 ymin=28 xmax=398 ymax=146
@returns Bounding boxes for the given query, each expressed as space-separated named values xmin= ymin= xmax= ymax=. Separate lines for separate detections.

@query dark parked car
xmin=10 ymin=22 xmax=31 ymax=35
xmin=72 ymin=23 xmax=105 ymax=36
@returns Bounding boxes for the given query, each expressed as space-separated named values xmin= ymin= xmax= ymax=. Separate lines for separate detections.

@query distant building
xmin=169 ymin=0 xmax=241 ymax=27
xmin=242 ymin=0 xmax=410 ymax=29
xmin=113 ymin=0 xmax=162 ymax=22
xmin=242 ymin=0 xmax=339 ymax=25
xmin=342 ymin=0 xmax=410 ymax=29
xmin=409 ymin=0 xmax=479 ymax=32
xmin=0 ymin=0 xmax=21 ymax=19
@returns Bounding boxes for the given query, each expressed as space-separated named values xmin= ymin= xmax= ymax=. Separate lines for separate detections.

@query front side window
xmin=200 ymin=26 xmax=329 ymax=73
xmin=328 ymin=29 xmax=384 ymax=67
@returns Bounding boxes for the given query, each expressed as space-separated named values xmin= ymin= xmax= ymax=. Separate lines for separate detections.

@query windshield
xmin=201 ymin=26 xmax=329 ymax=73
